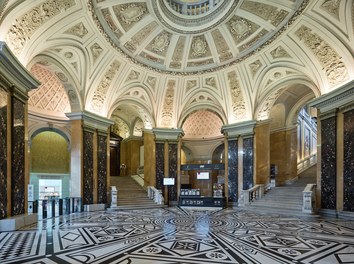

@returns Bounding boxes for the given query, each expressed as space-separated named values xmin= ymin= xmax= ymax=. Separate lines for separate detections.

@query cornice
xmin=153 ymin=127 xmax=184 ymax=141
xmin=0 ymin=41 xmax=40 ymax=93
xmin=65 ymin=111 xmax=114 ymax=131
xmin=221 ymin=120 xmax=256 ymax=138
xmin=309 ymin=80 xmax=354 ymax=113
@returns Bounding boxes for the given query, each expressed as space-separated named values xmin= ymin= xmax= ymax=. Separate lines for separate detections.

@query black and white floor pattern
xmin=1 ymin=207 xmax=354 ymax=263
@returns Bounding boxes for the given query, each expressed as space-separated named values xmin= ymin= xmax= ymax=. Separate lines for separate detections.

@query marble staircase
xmin=110 ymin=175 xmax=165 ymax=209
xmin=247 ymin=165 xmax=317 ymax=217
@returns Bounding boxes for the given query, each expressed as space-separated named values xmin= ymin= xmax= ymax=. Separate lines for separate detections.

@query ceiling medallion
xmin=229 ymin=19 xmax=251 ymax=38
xmin=152 ymin=32 xmax=170 ymax=52
xmin=120 ymin=4 xmax=147 ymax=24
xmin=192 ymin=36 xmax=207 ymax=57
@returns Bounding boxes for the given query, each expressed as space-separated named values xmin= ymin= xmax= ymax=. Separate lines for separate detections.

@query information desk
xmin=178 ymin=196 xmax=226 ymax=208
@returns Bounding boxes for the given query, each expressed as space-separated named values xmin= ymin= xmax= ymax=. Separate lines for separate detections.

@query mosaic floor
xmin=1 ymin=207 xmax=354 ymax=263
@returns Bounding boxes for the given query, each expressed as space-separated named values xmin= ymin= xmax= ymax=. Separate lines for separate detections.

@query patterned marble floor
xmin=1 ymin=207 xmax=354 ymax=264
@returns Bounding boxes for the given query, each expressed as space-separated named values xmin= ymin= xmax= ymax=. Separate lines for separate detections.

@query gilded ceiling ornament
xmin=191 ymin=36 xmax=208 ymax=57
xmin=152 ymin=32 xmax=170 ymax=52
xmin=120 ymin=4 xmax=147 ymax=24
xmin=229 ymin=19 xmax=251 ymax=38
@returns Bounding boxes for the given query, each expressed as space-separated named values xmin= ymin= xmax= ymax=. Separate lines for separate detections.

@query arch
xmin=28 ymin=54 xmax=83 ymax=112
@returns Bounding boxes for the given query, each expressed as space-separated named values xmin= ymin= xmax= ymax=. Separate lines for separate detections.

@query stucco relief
xmin=295 ymin=25 xmax=349 ymax=87
xmin=211 ymin=29 xmax=232 ymax=62
xmin=241 ymin=1 xmax=288 ymax=27
xmin=65 ymin=22 xmax=88 ymax=38
xmin=190 ymin=36 xmax=209 ymax=58
xmin=249 ymin=60 xmax=263 ymax=76
xmin=270 ymin=46 xmax=291 ymax=59
xmin=123 ymin=21 xmax=158 ymax=53
xmin=6 ymin=0 xmax=75 ymax=55
xmin=185 ymin=80 xmax=197 ymax=93
xmin=111 ymin=116 xmax=130 ymax=139
xmin=151 ymin=32 xmax=171 ymax=54
xmin=119 ymin=3 xmax=147 ymax=25
xmin=90 ymin=43 xmax=103 ymax=64
xmin=125 ymin=70 xmax=140 ymax=82
xmin=161 ymin=80 xmax=175 ymax=127
xmin=205 ymin=77 xmax=217 ymax=89
xmin=170 ymin=36 xmax=186 ymax=69
xmin=91 ymin=60 xmax=121 ymax=111
xmin=146 ymin=76 xmax=157 ymax=91
xmin=227 ymin=71 xmax=246 ymax=120
xmin=257 ymin=89 xmax=284 ymax=120
xmin=321 ymin=0 xmax=341 ymax=18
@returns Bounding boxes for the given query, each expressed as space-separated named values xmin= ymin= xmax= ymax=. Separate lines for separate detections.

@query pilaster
xmin=0 ymin=42 xmax=40 ymax=219
xmin=221 ymin=120 xmax=256 ymax=205
xmin=66 ymin=111 xmax=113 ymax=206
xmin=309 ymin=80 xmax=354 ymax=213
xmin=152 ymin=128 xmax=184 ymax=205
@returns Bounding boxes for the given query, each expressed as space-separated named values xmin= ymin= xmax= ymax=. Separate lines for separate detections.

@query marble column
xmin=0 ymin=42 xmax=40 ymax=219
xmin=66 ymin=111 xmax=113 ymax=206
xmin=153 ymin=128 xmax=184 ymax=205
xmin=309 ymin=80 xmax=354 ymax=213
xmin=222 ymin=121 xmax=256 ymax=205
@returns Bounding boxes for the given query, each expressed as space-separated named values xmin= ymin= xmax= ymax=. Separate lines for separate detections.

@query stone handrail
xmin=297 ymin=153 xmax=317 ymax=174
xmin=148 ymin=186 xmax=164 ymax=205
xmin=302 ymin=184 xmax=316 ymax=213
xmin=239 ymin=184 xmax=265 ymax=206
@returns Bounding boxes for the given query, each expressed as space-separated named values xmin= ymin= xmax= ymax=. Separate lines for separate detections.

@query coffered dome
xmin=91 ymin=0 xmax=307 ymax=73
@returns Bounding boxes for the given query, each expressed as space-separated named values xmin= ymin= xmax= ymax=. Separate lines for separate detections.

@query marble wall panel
xmin=11 ymin=98 xmax=25 ymax=216
xmin=168 ymin=143 xmax=177 ymax=201
xmin=343 ymin=109 xmax=354 ymax=211
xmin=0 ymin=87 xmax=7 ymax=219
xmin=321 ymin=117 xmax=336 ymax=210
xmin=243 ymin=137 xmax=254 ymax=190
xmin=97 ymin=134 xmax=107 ymax=204
xmin=83 ymin=130 xmax=94 ymax=204
xmin=156 ymin=143 xmax=164 ymax=194
xmin=228 ymin=139 xmax=238 ymax=202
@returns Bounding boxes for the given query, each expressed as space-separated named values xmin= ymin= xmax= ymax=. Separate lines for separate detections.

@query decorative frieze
xmin=295 ymin=25 xmax=349 ymax=87
xmin=161 ymin=80 xmax=175 ymax=127
xmin=227 ymin=71 xmax=246 ymax=120
xmin=91 ymin=60 xmax=120 ymax=112
xmin=6 ymin=0 xmax=75 ymax=55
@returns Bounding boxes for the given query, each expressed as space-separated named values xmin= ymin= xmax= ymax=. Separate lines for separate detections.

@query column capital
xmin=309 ymin=80 xmax=354 ymax=113
xmin=66 ymin=111 xmax=114 ymax=132
xmin=221 ymin=120 xmax=256 ymax=139
xmin=152 ymin=128 xmax=184 ymax=142
xmin=0 ymin=41 xmax=40 ymax=102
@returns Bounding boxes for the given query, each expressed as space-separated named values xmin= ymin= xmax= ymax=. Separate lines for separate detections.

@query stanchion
xmin=51 ymin=199 xmax=56 ymax=217
xmin=42 ymin=200 xmax=48 ymax=219
xmin=58 ymin=199 xmax=63 ymax=215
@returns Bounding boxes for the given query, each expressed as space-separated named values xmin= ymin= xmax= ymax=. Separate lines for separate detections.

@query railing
xmin=148 ymin=186 xmax=164 ymax=205
xmin=302 ymin=184 xmax=316 ymax=213
xmin=238 ymin=184 xmax=265 ymax=206
xmin=166 ymin=0 xmax=221 ymax=16
xmin=297 ymin=153 xmax=317 ymax=174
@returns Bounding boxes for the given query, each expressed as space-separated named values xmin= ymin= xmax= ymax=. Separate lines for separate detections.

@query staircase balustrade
xmin=148 ymin=186 xmax=164 ymax=205
xmin=302 ymin=184 xmax=317 ymax=213
xmin=297 ymin=153 xmax=317 ymax=174
xmin=239 ymin=184 xmax=265 ymax=206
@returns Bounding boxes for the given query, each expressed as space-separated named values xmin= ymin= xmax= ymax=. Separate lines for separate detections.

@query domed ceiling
xmin=91 ymin=0 xmax=307 ymax=73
